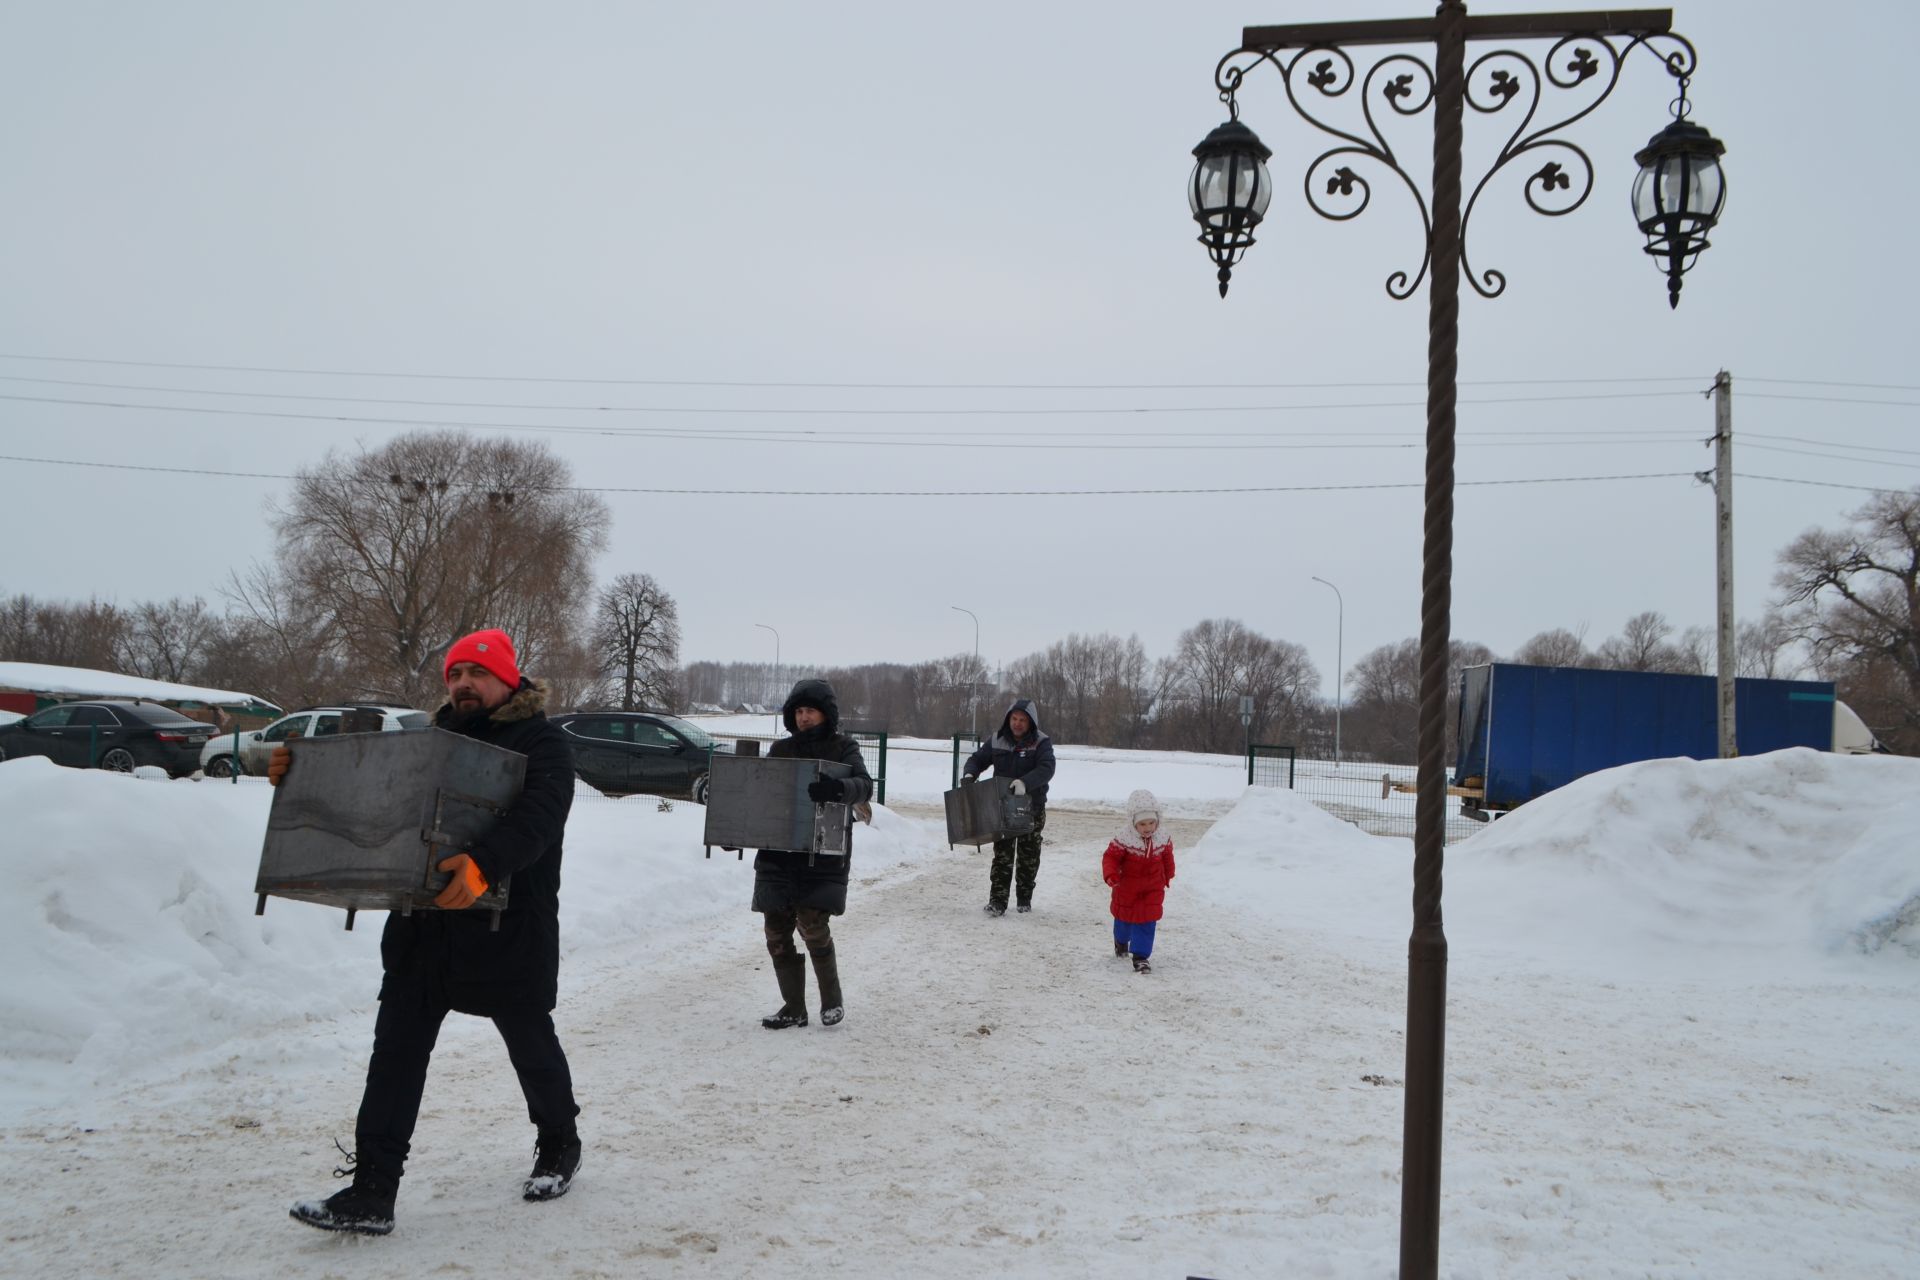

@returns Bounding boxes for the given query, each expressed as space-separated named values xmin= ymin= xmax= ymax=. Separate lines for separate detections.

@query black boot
xmin=1133 ymin=953 xmax=1152 ymax=974
xmin=290 ymin=1150 xmax=397 ymax=1236
xmin=811 ymin=945 xmax=844 ymax=1027
xmin=762 ymin=953 xmax=809 ymax=1029
xmin=1114 ymin=938 xmax=1129 ymax=958
xmin=1015 ymin=898 xmax=1032 ymax=914
xmin=523 ymin=1130 xmax=582 ymax=1201
xmin=984 ymin=900 xmax=1007 ymax=917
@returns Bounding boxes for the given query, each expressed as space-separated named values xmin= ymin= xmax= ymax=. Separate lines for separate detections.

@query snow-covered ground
xmin=1 ymin=747 xmax=1916 ymax=1277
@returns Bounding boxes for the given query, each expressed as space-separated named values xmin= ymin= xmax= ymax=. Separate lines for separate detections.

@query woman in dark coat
xmin=754 ymin=677 xmax=874 ymax=1029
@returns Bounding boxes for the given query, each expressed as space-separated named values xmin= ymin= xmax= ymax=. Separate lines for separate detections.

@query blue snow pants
xmin=1112 ymin=917 xmax=1158 ymax=959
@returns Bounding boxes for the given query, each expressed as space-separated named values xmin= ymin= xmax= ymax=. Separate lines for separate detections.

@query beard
xmin=444 ymin=700 xmax=494 ymax=734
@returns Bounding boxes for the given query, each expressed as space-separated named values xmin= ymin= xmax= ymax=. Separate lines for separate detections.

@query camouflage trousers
xmin=988 ymin=807 xmax=1047 ymax=906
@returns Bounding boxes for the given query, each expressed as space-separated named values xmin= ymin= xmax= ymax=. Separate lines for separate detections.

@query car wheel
xmin=100 ymin=747 xmax=137 ymax=773
xmin=205 ymin=754 xmax=241 ymax=778
xmin=690 ymin=772 xmax=709 ymax=805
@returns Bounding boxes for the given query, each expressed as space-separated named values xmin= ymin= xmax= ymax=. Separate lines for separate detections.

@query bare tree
xmin=1160 ymin=619 xmax=1320 ymax=754
xmin=1592 ymin=611 xmax=1688 ymax=671
xmin=1776 ymin=486 xmax=1920 ymax=752
xmin=1344 ymin=636 xmax=1492 ymax=762
xmin=1736 ymin=611 xmax=1799 ymax=679
xmin=1512 ymin=624 xmax=1589 ymax=668
xmin=218 ymin=563 xmax=340 ymax=710
xmin=119 ymin=597 xmax=216 ymax=683
xmin=275 ymin=431 xmax=608 ymax=706
xmin=591 ymin=573 xmax=681 ymax=711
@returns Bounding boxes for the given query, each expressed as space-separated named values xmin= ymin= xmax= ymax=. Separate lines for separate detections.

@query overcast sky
xmin=2 ymin=1 xmax=1914 ymax=698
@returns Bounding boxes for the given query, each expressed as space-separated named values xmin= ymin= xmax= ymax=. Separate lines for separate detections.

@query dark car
xmin=551 ymin=712 xmax=717 ymax=802
xmin=0 ymin=700 xmax=216 ymax=777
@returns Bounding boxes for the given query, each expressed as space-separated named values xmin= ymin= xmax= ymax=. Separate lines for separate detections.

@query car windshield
xmin=655 ymin=716 xmax=715 ymax=750
xmin=397 ymin=712 xmax=430 ymax=729
xmin=121 ymin=703 xmax=206 ymax=727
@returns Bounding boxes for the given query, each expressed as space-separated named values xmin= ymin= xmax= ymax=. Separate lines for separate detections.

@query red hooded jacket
xmin=1103 ymin=830 xmax=1176 ymax=923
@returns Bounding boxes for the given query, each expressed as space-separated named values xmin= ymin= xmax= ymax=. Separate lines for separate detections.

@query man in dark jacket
xmin=754 ymin=678 xmax=874 ymax=1030
xmin=962 ymin=697 xmax=1056 ymax=916
xmin=286 ymin=628 xmax=582 ymax=1237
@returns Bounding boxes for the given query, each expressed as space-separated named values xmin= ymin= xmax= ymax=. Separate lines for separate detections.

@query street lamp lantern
xmin=1633 ymin=113 xmax=1727 ymax=308
xmin=1189 ymin=115 xmax=1275 ymax=297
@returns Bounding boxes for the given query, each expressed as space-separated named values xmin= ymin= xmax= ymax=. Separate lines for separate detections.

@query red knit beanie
xmin=444 ymin=628 xmax=521 ymax=688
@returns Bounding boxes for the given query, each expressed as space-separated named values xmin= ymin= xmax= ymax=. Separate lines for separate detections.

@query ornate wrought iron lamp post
xmin=1192 ymin=7 xmax=1724 ymax=1277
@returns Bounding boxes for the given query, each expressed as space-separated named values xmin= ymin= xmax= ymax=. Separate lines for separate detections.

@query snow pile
xmin=1181 ymin=783 xmax=1414 ymax=944
xmin=1187 ymin=749 xmax=1920 ymax=981
xmin=0 ymin=756 xmax=938 ymax=1119
xmin=1445 ymin=747 xmax=1920 ymax=978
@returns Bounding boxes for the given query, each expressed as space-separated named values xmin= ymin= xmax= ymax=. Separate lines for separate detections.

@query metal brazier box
xmin=702 ymin=754 xmax=854 ymax=858
xmin=944 ymin=775 xmax=1035 ymax=847
xmin=255 ymin=727 xmax=523 ymax=929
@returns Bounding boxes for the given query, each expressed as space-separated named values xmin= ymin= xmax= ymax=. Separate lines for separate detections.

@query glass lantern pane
xmin=1685 ymin=156 xmax=1725 ymax=217
xmin=1632 ymin=165 xmax=1657 ymax=222
xmin=1251 ymin=161 xmax=1273 ymax=216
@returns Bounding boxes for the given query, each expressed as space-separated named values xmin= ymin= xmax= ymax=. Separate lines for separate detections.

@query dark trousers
xmin=763 ymin=905 xmax=834 ymax=957
xmin=355 ymin=992 xmax=579 ymax=1179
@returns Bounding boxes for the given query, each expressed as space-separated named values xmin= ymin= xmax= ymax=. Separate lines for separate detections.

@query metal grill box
xmin=254 ymin=728 xmax=523 ymax=928
xmin=944 ymin=775 xmax=1035 ymax=847
xmin=703 ymin=754 xmax=853 ymax=857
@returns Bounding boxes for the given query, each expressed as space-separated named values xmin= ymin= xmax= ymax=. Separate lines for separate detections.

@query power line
xmin=1741 ymin=392 xmax=1920 ymax=409
xmin=1743 ymin=432 xmax=1920 ymax=458
xmin=1738 ymin=473 xmax=1917 ymax=496
xmin=0 ymin=388 xmax=1700 ymax=427
xmin=1744 ymin=377 xmax=1920 ymax=393
xmin=0 ymin=351 xmax=1708 ymax=391
xmin=0 ymin=373 xmax=1707 ymax=429
xmin=0 ymin=452 xmax=1696 ymax=497
xmin=1742 ymin=442 xmax=1920 ymax=468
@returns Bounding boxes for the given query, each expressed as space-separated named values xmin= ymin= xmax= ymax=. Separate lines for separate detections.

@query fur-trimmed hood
xmin=434 ymin=677 xmax=549 ymax=726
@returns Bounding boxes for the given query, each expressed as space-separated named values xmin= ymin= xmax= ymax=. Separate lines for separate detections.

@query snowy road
xmin=0 ymin=808 xmax=1416 ymax=1278
xmin=4 ymin=782 xmax=1917 ymax=1277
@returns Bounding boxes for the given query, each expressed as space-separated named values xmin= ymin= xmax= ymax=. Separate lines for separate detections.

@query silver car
xmin=202 ymin=705 xmax=430 ymax=777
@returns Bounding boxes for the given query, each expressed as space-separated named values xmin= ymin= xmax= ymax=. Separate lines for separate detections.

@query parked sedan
xmin=550 ymin=712 xmax=717 ymax=802
xmin=201 ymin=705 xmax=430 ymax=777
xmin=0 ymin=701 xmax=216 ymax=777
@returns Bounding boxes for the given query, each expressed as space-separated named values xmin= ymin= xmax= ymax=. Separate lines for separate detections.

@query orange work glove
xmin=266 ymin=745 xmax=292 ymax=787
xmin=434 ymin=853 xmax=488 ymax=910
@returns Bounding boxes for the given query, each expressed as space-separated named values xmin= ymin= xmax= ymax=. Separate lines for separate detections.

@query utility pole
xmin=1713 ymin=370 xmax=1735 ymax=758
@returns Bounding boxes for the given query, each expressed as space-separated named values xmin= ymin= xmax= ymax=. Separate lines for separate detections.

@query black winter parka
xmin=378 ymin=678 xmax=575 ymax=1016
xmin=963 ymin=698 xmax=1056 ymax=809
xmin=751 ymin=678 xmax=874 ymax=917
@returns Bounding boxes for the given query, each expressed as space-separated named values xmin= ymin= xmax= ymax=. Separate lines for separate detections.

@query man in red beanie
xmin=285 ymin=627 xmax=584 ymax=1236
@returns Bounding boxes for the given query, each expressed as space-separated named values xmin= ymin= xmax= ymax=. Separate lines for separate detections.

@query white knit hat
xmin=1126 ymin=788 xmax=1162 ymax=826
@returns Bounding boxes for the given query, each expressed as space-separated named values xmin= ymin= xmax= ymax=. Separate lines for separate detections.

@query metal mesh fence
xmin=564 ymin=727 xmax=890 ymax=807
xmin=1248 ymin=746 xmax=1481 ymax=844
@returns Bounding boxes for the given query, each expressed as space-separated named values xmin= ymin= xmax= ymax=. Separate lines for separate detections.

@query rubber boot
xmin=762 ymin=953 xmax=809 ymax=1029
xmin=811 ymin=945 xmax=844 ymax=1027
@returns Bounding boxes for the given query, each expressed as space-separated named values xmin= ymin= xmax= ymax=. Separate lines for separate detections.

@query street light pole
xmin=754 ymin=623 xmax=780 ymax=733
xmin=1311 ymin=575 xmax=1345 ymax=763
xmin=951 ymin=605 xmax=981 ymax=740
xmin=1195 ymin=9 xmax=1724 ymax=1276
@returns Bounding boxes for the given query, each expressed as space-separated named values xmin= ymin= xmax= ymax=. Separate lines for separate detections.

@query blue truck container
xmin=1452 ymin=663 xmax=1837 ymax=812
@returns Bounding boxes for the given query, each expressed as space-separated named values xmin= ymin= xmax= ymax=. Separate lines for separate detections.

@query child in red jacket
xmin=1103 ymin=788 xmax=1175 ymax=974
